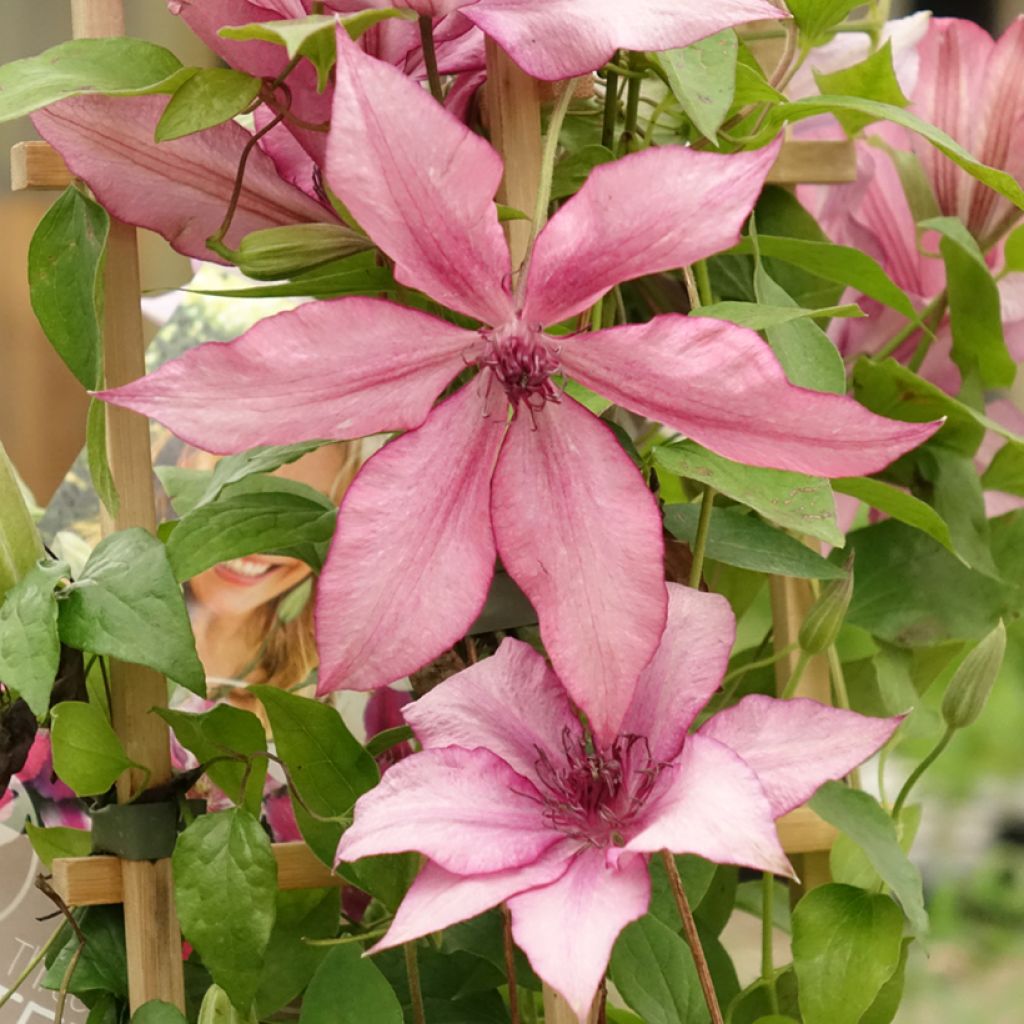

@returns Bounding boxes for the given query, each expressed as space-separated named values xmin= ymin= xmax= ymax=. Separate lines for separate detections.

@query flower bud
xmin=0 ymin=443 xmax=43 ymax=602
xmin=941 ymin=621 xmax=1006 ymax=730
xmin=799 ymin=557 xmax=855 ymax=655
xmin=233 ymin=223 xmax=371 ymax=280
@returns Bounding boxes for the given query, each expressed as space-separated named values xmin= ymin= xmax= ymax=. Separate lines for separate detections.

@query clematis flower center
xmin=478 ymin=318 xmax=562 ymax=412
xmin=531 ymin=728 xmax=666 ymax=847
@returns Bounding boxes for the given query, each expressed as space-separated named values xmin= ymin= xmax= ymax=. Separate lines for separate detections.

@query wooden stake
xmin=69 ymin=0 xmax=185 ymax=1011
xmin=485 ymin=38 xmax=542 ymax=274
xmin=771 ymin=575 xmax=833 ymax=898
xmin=544 ymin=986 xmax=600 ymax=1024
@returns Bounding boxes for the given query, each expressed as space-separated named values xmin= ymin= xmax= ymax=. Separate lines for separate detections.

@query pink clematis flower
xmin=336 ymin=584 xmax=900 ymax=1019
xmin=357 ymin=0 xmax=788 ymax=80
xmin=100 ymin=30 xmax=937 ymax=738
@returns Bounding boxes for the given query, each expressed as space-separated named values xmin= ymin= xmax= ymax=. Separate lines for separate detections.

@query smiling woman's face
xmin=185 ymin=445 xmax=354 ymax=618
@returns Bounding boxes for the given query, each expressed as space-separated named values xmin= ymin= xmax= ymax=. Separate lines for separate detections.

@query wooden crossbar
xmin=10 ymin=138 xmax=854 ymax=195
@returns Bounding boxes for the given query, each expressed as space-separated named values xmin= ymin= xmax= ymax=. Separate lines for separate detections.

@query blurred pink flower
xmin=337 ymin=584 xmax=900 ymax=1018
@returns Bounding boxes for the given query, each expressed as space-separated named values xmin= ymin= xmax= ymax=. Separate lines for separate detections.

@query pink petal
xmin=508 ymin=846 xmax=650 ymax=1020
xmin=174 ymin=0 xmax=331 ymax=165
xmin=404 ymin=637 xmax=583 ymax=782
xmin=524 ymin=142 xmax=780 ymax=326
xmin=316 ymin=385 xmax=505 ymax=693
xmin=326 ymin=27 xmax=512 ymax=324
xmin=619 ymin=584 xmax=735 ymax=764
xmin=98 ymin=298 xmax=474 ymax=452
xmin=33 ymin=95 xmax=334 ymax=262
xmin=336 ymin=746 xmax=556 ymax=873
xmin=491 ymin=397 xmax=666 ymax=744
xmin=371 ymin=841 xmax=575 ymax=952
xmin=560 ymin=316 xmax=941 ymax=477
xmin=466 ymin=0 xmax=785 ymax=80
xmin=253 ymin=104 xmax=320 ymax=199
xmin=624 ymin=733 xmax=793 ymax=878
xmin=698 ymin=696 xmax=901 ymax=817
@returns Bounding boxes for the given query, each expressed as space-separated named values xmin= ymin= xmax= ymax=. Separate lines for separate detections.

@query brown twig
xmin=35 ymin=876 xmax=86 ymax=1024
xmin=502 ymin=904 xmax=520 ymax=1024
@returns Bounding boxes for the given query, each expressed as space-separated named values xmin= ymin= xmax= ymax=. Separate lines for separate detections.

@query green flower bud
xmin=0 ymin=443 xmax=44 ymax=602
xmin=941 ymin=621 xmax=1007 ymax=730
xmin=232 ymin=223 xmax=371 ymax=280
xmin=798 ymin=558 xmax=855 ymax=655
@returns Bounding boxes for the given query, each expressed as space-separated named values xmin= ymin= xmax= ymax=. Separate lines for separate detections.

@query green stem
xmin=418 ymin=16 xmax=444 ymax=104
xmin=405 ymin=943 xmax=427 ymax=1024
xmin=720 ymin=640 xmax=800 ymax=692
xmin=695 ymin=260 xmax=714 ymax=306
xmin=620 ymin=60 xmax=642 ymax=152
xmin=827 ymin=645 xmax=860 ymax=788
xmin=688 ymin=486 xmax=716 ymax=589
xmin=761 ymin=873 xmax=780 ymax=1015
xmin=601 ymin=64 xmax=619 ymax=149
xmin=891 ymin=725 xmax=955 ymax=820
xmin=872 ymin=292 xmax=945 ymax=362
xmin=780 ymin=650 xmax=811 ymax=700
xmin=661 ymin=851 xmax=725 ymax=1024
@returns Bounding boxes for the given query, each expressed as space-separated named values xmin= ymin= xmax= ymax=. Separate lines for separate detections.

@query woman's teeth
xmin=222 ymin=558 xmax=274 ymax=578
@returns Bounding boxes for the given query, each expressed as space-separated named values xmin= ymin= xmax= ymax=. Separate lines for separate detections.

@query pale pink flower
xmin=101 ymin=30 xmax=937 ymax=738
xmin=337 ymin=584 xmax=900 ymax=1019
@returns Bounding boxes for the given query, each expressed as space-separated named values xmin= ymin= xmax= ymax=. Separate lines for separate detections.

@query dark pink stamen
xmin=478 ymin=318 xmax=562 ymax=413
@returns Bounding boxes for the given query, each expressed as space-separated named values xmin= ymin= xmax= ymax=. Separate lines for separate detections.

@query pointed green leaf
xmin=87 ymin=399 xmax=120 ymax=518
xmin=29 ymin=184 xmax=109 ymax=390
xmin=833 ymin=477 xmax=956 ymax=555
xmin=981 ymin=439 xmax=1024 ymax=497
xmin=809 ymin=782 xmax=928 ymax=934
xmin=0 ymin=560 xmax=68 ymax=716
xmin=792 ymin=885 xmax=904 ymax=1024
xmin=695 ymin=300 xmax=863 ymax=330
xmin=174 ymin=809 xmax=278 ymax=1012
xmin=156 ymin=68 xmax=261 ymax=142
xmin=654 ymin=440 xmax=841 ymax=545
xmin=665 ymin=503 xmax=845 ymax=579
xmin=58 ymin=528 xmax=205 ymax=695
xmin=25 ymin=822 xmax=92 ymax=868
xmin=785 ymin=0 xmax=863 ymax=42
xmin=655 ymin=29 xmax=738 ymax=143
xmin=300 ymin=943 xmax=402 ymax=1024
xmin=50 ymin=700 xmax=133 ymax=796
xmin=813 ymin=41 xmax=909 ymax=133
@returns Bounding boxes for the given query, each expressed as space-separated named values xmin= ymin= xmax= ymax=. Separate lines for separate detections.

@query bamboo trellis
xmin=12 ymin=4 xmax=846 ymax=1020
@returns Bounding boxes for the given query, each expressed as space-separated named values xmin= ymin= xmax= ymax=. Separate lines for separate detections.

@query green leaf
xmin=0 ymin=443 xmax=44 ymax=599
xmin=920 ymin=216 xmax=1014 ymax=388
xmin=365 ymin=724 xmax=414 ymax=758
xmin=185 ymin=260 xmax=396 ymax=300
xmin=194 ymin=441 xmax=329 ymax=509
xmin=443 ymin=909 xmax=541 ymax=991
xmin=776 ymin=96 xmax=1024 ymax=214
xmin=255 ymin=889 xmax=339 ymax=1018
xmin=830 ymin=803 xmax=921 ymax=890
xmin=87 ymin=400 xmax=120 ymax=518
xmin=664 ymin=504 xmax=845 ymax=579
xmin=654 ymin=441 xmax=841 ymax=545
xmin=609 ymin=914 xmax=704 ymax=1024
xmin=156 ymin=68 xmax=261 ymax=141
xmin=646 ymin=853 xmax=718 ymax=931
xmin=728 ymin=236 xmax=919 ymax=322
xmin=174 ymin=808 xmax=278 ymax=1012
xmin=50 ymin=700 xmax=133 ymax=796
xmin=253 ymin=685 xmax=378 ymax=818
xmin=58 ymin=528 xmax=205 ymax=695
xmin=751 ymin=230 xmax=847 ymax=394
xmin=809 ymin=782 xmax=928 ymax=934
xmin=0 ymin=559 xmax=66 ymax=716
xmin=852 ymin=356 xmax=1009 ymax=457
xmin=43 ymin=906 xmax=128 ymax=998
xmin=157 ymin=704 xmax=268 ymax=815
xmin=0 ymin=38 xmax=183 ymax=122
xmin=813 ymin=41 xmax=908 ymax=133
xmin=28 ymin=184 xmax=109 ymax=390
xmin=695 ymin=300 xmax=863 ymax=330
xmin=859 ymin=938 xmax=912 ymax=1024
xmin=132 ymin=1002 xmax=189 ymax=1024
xmin=981 ymin=439 xmax=1024 ymax=497
xmin=655 ymin=29 xmax=738 ymax=143
xmin=166 ymin=485 xmax=337 ymax=582
xmin=198 ymin=984 xmax=257 ymax=1024
xmin=299 ymin=944 xmax=403 ymax=1024
xmin=785 ymin=0 xmax=862 ymax=42
xmin=833 ymin=477 xmax=956 ymax=555
xmin=916 ymin=447 xmax=999 ymax=577
xmin=792 ymin=885 xmax=904 ymax=1024
xmin=25 ymin=822 xmax=92 ymax=868
xmin=155 ymin=465 xmax=211 ymax=517
xmin=233 ymin=223 xmax=370 ymax=279
xmin=845 ymin=520 xmax=1009 ymax=646
xmin=551 ymin=144 xmax=615 ymax=200
xmin=1004 ymin=224 xmax=1024 ymax=271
